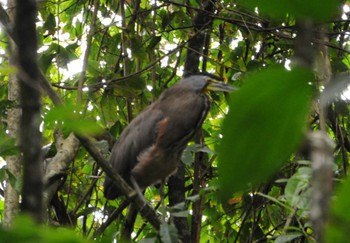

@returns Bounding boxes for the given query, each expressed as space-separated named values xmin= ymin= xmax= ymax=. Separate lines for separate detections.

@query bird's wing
xmin=110 ymin=104 xmax=165 ymax=173
xmin=157 ymin=92 xmax=210 ymax=152
xmin=104 ymin=103 xmax=165 ymax=199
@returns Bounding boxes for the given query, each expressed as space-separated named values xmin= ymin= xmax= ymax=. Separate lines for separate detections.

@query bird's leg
xmin=130 ymin=175 xmax=147 ymax=205
xmin=160 ymin=179 xmax=166 ymax=223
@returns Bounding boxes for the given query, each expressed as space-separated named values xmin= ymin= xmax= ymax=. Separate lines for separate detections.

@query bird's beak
xmin=206 ymin=79 xmax=236 ymax=92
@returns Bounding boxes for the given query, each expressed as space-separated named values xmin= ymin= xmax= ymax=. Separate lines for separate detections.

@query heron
xmin=104 ymin=75 xmax=234 ymax=200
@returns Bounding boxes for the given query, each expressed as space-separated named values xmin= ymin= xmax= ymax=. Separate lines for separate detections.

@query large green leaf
xmin=239 ymin=0 xmax=339 ymax=21
xmin=325 ymin=177 xmax=350 ymax=242
xmin=218 ymin=66 xmax=312 ymax=200
xmin=44 ymin=104 xmax=103 ymax=136
xmin=0 ymin=215 xmax=88 ymax=242
xmin=159 ymin=223 xmax=178 ymax=243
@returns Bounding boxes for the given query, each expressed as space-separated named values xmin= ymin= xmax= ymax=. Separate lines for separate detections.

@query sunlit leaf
xmin=66 ymin=119 xmax=103 ymax=136
xmin=140 ymin=0 xmax=150 ymax=9
xmin=0 ymin=65 xmax=17 ymax=76
xmin=44 ymin=104 xmax=103 ymax=136
xmin=218 ymin=66 xmax=312 ymax=200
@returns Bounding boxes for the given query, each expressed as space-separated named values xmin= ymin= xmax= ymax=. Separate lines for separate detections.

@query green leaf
xmin=130 ymin=35 xmax=147 ymax=59
xmin=0 ymin=167 xmax=5 ymax=181
xmin=39 ymin=52 xmax=55 ymax=73
xmin=65 ymin=119 xmax=103 ymax=136
xmin=0 ymin=65 xmax=17 ymax=76
xmin=43 ymin=13 xmax=56 ymax=35
xmin=111 ymin=75 xmax=146 ymax=97
xmin=76 ymin=207 xmax=98 ymax=217
xmin=256 ymin=192 xmax=292 ymax=211
xmin=238 ymin=0 xmax=338 ymax=21
xmin=87 ymin=60 xmax=101 ymax=77
xmin=0 ymin=215 xmax=88 ymax=242
xmin=140 ymin=0 xmax=150 ymax=9
xmin=275 ymin=233 xmax=303 ymax=243
xmin=44 ymin=104 xmax=103 ymax=136
xmin=0 ymin=131 xmax=18 ymax=156
xmin=326 ymin=177 xmax=350 ymax=242
xmin=181 ymin=145 xmax=194 ymax=165
xmin=159 ymin=223 xmax=178 ymax=243
xmin=146 ymin=35 xmax=162 ymax=53
xmin=139 ymin=238 xmax=157 ymax=243
xmin=101 ymin=93 xmax=118 ymax=124
xmin=284 ymin=167 xmax=312 ymax=217
xmin=170 ymin=210 xmax=189 ymax=218
xmin=218 ymin=66 xmax=312 ymax=200
xmin=44 ymin=104 xmax=78 ymax=124
xmin=6 ymin=168 xmax=22 ymax=193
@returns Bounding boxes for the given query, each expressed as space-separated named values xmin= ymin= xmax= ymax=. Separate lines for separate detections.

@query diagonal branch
xmin=76 ymin=135 xmax=161 ymax=230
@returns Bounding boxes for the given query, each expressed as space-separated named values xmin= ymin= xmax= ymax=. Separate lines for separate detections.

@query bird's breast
xmin=132 ymin=144 xmax=179 ymax=189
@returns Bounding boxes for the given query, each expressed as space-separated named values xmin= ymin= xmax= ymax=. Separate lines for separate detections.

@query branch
xmin=77 ymin=0 xmax=99 ymax=103
xmin=76 ymin=135 xmax=161 ymax=230
xmin=0 ymin=3 xmax=13 ymax=39
xmin=304 ymin=132 xmax=334 ymax=243
xmin=43 ymin=132 xmax=80 ymax=207
xmin=92 ymin=200 xmax=130 ymax=238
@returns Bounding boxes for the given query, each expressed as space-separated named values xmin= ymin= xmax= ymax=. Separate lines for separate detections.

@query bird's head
xmin=180 ymin=74 xmax=236 ymax=94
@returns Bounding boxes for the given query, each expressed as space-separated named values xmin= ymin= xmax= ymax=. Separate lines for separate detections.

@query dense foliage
xmin=0 ymin=0 xmax=350 ymax=242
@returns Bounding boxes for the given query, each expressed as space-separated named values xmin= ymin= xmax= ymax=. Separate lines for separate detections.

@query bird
xmin=104 ymin=74 xmax=234 ymax=200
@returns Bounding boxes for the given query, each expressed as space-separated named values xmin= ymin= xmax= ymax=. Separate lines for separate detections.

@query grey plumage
xmin=104 ymin=75 xmax=233 ymax=199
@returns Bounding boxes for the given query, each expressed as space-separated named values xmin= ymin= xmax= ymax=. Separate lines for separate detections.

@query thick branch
xmin=43 ymin=132 xmax=80 ymax=207
xmin=305 ymin=132 xmax=334 ymax=243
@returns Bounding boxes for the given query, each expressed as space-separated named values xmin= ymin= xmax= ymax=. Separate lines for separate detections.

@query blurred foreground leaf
xmin=325 ymin=177 xmax=350 ymax=242
xmin=218 ymin=66 xmax=312 ymax=200
xmin=238 ymin=0 xmax=338 ymax=21
xmin=160 ymin=223 xmax=178 ymax=243
xmin=0 ymin=215 xmax=88 ymax=243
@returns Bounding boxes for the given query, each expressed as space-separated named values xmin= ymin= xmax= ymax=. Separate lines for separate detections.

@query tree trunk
xmin=15 ymin=0 xmax=43 ymax=223
xmin=3 ymin=0 xmax=20 ymax=228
